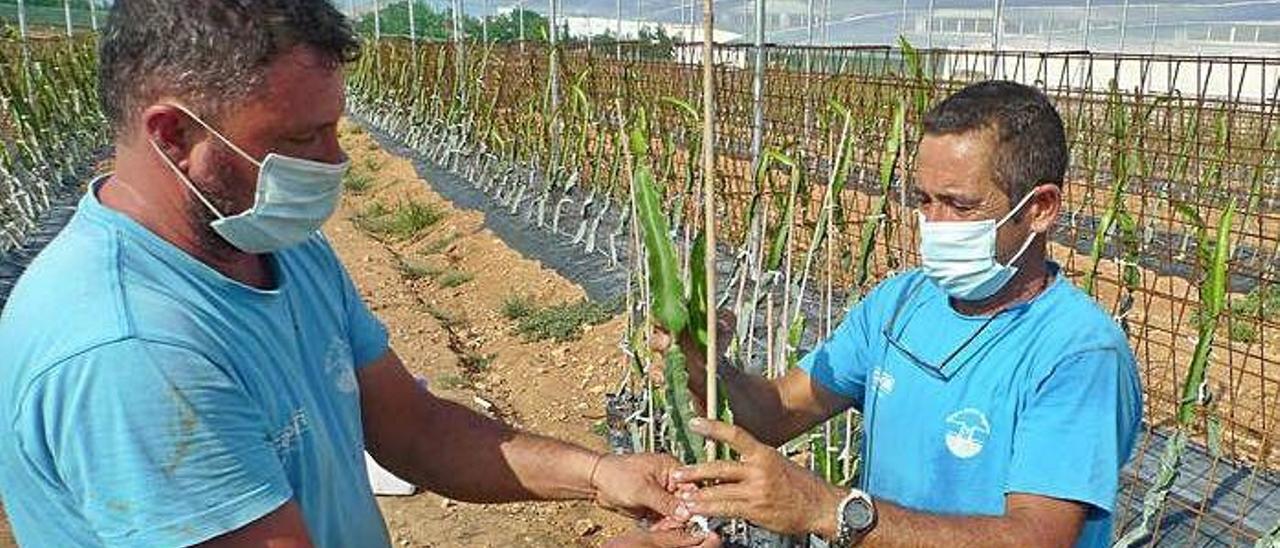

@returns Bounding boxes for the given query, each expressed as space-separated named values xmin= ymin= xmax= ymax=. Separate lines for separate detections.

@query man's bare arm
xmin=855 ymin=494 xmax=1086 ymax=548
xmin=357 ymin=350 xmax=681 ymax=517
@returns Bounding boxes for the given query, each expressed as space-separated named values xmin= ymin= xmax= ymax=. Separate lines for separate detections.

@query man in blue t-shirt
xmin=0 ymin=2 xmax=716 ymax=547
xmin=656 ymin=82 xmax=1143 ymax=547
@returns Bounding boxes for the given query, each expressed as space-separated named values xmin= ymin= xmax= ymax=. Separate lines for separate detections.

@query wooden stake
xmin=701 ymin=0 xmax=718 ymax=459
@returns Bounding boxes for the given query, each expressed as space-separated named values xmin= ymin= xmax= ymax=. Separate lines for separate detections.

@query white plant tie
xmin=1197 ymin=380 xmax=1213 ymax=406
xmin=1116 ymin=258 xmax=1140 ymax=268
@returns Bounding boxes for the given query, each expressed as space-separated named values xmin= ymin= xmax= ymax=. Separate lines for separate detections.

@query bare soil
xmin=330 ymin=120 xmax=632 ymax=547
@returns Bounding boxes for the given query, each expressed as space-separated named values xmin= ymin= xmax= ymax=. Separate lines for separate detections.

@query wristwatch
xmin=832 ymin=488 xmax=877 ymax=548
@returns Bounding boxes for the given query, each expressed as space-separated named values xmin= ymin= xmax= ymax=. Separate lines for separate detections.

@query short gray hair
xmin=99 ymin=0 xmax=361 ymax=133
xmin=922 ymin=81 xmax=1068 ymax=202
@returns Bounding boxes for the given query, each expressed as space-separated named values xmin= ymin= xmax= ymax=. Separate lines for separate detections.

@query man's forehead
xmin=919 ymin=130 xmax=996 ymax=159
xmin=915 ymin=132 xmax=1000 ymax=193
xmin=266 ymin=47 xmax=343 ymax=84
xmin=247 ymin=47 xmax=345 ymax=126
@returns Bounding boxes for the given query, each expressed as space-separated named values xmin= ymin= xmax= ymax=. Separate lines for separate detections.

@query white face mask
xmin=149 ymin=104 xmax=350 ymax=254
xmin=918 ymin=190 xmax=1040 ymax=302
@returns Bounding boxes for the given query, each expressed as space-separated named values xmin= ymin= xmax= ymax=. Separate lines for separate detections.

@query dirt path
xmin=329 ymin=120 xmax=634 ymax=547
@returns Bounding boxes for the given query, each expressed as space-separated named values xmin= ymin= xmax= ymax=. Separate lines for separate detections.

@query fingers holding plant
xmin=592 ymin=452 xmax=692 ymax=521
xmin=668 ymin=419 xmax=843 ymax=537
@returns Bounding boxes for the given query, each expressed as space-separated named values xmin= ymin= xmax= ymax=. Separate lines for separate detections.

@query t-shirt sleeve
xmin=15 ymin=339 xmax=294 ymax=547
xmin=797 ymin=288 xmax=882 ymax=407
xmin=337 ymin=259 xmax=390 ymax=369
xmin=1005 ymin=348 xmax=1141 ymax=515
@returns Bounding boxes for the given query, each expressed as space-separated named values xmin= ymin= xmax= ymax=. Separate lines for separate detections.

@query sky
xmin=16 ymin=0 xmax=1277 ymax=55
xmin=338 ymin=0 xmax=1280 ymax=55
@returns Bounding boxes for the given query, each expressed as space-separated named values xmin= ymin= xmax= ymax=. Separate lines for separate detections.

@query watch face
xmin=843 ymin=497 xmax=874 ymax=530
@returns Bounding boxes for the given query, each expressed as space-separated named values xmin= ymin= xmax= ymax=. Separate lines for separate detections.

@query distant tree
xmin=357 ymin=1 xmax=550 ymax=44
xmin=483 ymin=8 xmax=549 ymax=43
xmin=638 ymin=25 xmax=676 ymax=46
xmin=636 ymin=24 xmax=676 ymax=58
xmin=356 ymin=1 xmax=453 ymax=40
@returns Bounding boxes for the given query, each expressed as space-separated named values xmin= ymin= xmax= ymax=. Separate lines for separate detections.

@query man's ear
xmin=1027 ymin=183 xmax=1062 ymax=234
xmin=141 ymin=104 xmax=200 ymax=170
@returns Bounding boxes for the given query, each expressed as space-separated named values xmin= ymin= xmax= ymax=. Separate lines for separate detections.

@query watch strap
xmin=833 ymin=488 xmax=875 ymax=548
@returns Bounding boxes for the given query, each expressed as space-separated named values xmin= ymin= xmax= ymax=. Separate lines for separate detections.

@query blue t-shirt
xmin=0 ymin=177 xmax=392 ymax=547
xmin=800 ymin=266 xmax=1142 ymax=548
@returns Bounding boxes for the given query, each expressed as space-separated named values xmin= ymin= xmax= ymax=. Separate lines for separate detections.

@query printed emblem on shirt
xmin=871 ymin=367 xmax=895 ymax=395
xmin=271 ymin=408 xmax=310 ymax=456
xmin=944 ymin=408 xmax=990 ymax=459
xmin=324 ymin=337 xmax=358 ymax=394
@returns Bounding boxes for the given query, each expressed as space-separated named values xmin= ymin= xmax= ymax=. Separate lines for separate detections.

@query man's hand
xmin=648 ymin=311 xmax=735 ymax=386
xmin=604 ymin=519 xmax=722 ymax=548
xmin=592 ymin=453 xmax=689 ymax=521
xmin=669 ymin=418 xmax=844 ymax=537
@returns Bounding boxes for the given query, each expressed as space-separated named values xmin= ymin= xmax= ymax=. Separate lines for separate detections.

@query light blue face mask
xmin=149 ymin=104 xmax=350 ymax=254
xmin=917 ymin=190 xmax=1040 ymax=302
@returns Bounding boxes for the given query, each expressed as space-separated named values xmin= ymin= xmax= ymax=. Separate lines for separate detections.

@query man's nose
xmin=320 ymin=133 xmax=346 ymax=165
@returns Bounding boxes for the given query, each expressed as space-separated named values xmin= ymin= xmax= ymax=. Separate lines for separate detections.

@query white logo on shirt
xmin=272 ymin=409 xmax=310 ymax=455
xmin=324 ymin=338 xmax=358 ymax=394
xmin=871 ymin=367 xmax=895 ymax=395
xmin=944 ymin=408 xmax=990 ymax=459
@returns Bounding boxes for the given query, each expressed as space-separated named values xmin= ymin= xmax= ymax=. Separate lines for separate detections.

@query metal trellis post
xmin=549 ymin=0 xmax=559 ymax=112
xmin=1047 ymin=7 xmax=1055 ymax=50
xmin=1083 ymin=0 xmax=1093 ymax=50
xmin=900 ymin=0 xmax=908 ymax=39
xmin=991 ymin=0 xmax=1003 ymax=76
xmin=63 ymin=0 xmax=72 ymax=37
xmin=453 ymin=0 xmax=465 ymax=103
xmin=16 ymin=0 xmax=27 ymax=42
xmin=1150 ymin=5 xmax=1158 ymax=53
xmin=750 ymin=0 xmax=766 ymax=169
xmin=1119 ymin=0 xmax=1131 ymax=53
xmin=927 ymin=0 xmax=936 ymax=50
xmin=409 ymin=0 xmax=417 ymax=42
xmin=822 ymin=0 xmax=830 ymax=45
xmin=806 ymin=0 xmax=815 ymax=73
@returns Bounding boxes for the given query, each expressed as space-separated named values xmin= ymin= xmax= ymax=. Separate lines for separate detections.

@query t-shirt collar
xmin=81 ymin=174 xmax=288 ymax=298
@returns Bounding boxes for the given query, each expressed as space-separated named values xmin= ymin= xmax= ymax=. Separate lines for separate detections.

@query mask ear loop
xmin=997 ymin=188 xmax=1045 ymax=267
xmin=995 ymin=188 xmax=1041 ymax=229
xmin=165 ymin=103 xmax=264 ymax=169
xmin=1005 ymin=230 xmax=1039 ymax=267
xmin=148 ymin=138 xmax=227 ymax=220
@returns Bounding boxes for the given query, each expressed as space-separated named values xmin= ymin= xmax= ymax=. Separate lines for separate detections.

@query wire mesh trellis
xmin=347 ymin=37 xmax=1279 ymax=546
xmin=0 ymin=34 xmax=109 ymax=303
